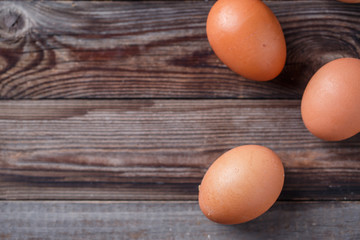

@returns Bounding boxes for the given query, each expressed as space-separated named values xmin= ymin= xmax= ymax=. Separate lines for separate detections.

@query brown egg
xmin=198 ymin=145 xmax=285 ymax=225
xmin=206 ymin=0 xmax=286 ymax=81
xmin=301 ymin=58 xmax=360 ymax=141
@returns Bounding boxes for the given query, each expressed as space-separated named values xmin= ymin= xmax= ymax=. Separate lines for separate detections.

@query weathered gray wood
xmin=0 ymin=1 xmax=358 ymax=99
xmin=0 ymin=100 xmax=359 ymax=200
xmin=0 ymin=201 xmax=359 ymax=240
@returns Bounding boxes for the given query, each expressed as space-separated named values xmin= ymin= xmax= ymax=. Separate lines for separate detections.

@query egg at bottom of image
xmin=198 ymin=145 xmax=285 ymax=225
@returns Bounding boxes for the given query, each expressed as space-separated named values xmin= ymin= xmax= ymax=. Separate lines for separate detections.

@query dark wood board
xmin=1 ymin=100 xmax=359 ymax=201
xmin=1 ymin=201 xmax=360 ymax=240
xmin=0 ymin=1 xmax=358 ymax=99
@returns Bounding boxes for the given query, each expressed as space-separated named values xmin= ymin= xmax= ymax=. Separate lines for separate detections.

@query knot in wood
xmin=0 ymin=6 xmax=28 ymax=39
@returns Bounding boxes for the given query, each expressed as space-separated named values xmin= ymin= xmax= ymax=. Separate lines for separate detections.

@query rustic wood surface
xmin=1 ymin=201 xmax=360 ymax=240
xmin=0 ymin=0 xmax=359 ymax=239
xmin=0 ymin=1 xmax=358 ymax=99
xmin=0 ymin=100 xmax=359 ymax=201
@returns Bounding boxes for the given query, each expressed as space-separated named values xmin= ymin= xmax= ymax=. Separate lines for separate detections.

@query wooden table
xmin=0 ymin=1 xmax=359 ymax=239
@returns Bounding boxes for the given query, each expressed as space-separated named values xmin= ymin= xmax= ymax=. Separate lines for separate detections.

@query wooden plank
xmin=0 ymin=1 xmax=358 ymax=99
xmin=0 ymin=201 xmax=359 ymax=239
xmin=0 ymin=100 xmax=359 ymax=200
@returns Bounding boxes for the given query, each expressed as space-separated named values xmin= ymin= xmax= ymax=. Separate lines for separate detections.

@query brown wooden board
xmin=1 ymin=100 xmax=359 ymax=201
xmin=1 ymin=201 xmax=360 ymax=240
xmin=0 ymin=1 xmax=358 ymax=99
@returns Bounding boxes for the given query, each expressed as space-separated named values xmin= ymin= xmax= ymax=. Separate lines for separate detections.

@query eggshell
xmin=301 ymin=58 xmax=360 ymax=141
xmin=198 ymin=145 xmax=285 ymax=225
xmin=206 ymin=0 xmax=286 ymax=81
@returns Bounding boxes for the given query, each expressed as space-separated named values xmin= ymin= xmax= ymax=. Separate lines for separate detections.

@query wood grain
xmin=0 ymin=100 xmax=359 ymax=200
xmin=0 ymin=1 xmax=358 ymax=99
xmin=1 ymin=201 xmax=359 ymax=240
